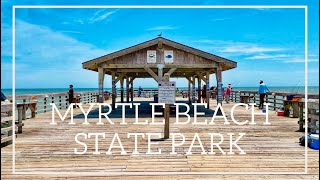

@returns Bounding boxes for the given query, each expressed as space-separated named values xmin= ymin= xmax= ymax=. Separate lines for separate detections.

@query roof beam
xmin=166 ymin=67 xmax=177 ymax=76
xmin=195 ymin=71 xmax=207 ymax=82
xmin=144 ymin=67 xmax=160 ymax=82
xmin=186 ymin=77 xmax=194 ymax=84
xmin=105 ymin=64 xmax=217 ymax=69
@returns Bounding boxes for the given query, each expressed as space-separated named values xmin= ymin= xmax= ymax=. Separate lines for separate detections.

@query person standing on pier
xmin=1 ymin=92 xmax=8 ymax=102
xmin=225 ymin=84 xmax=232 ymax=104
xmin=202 ymin=85 xmax=207 ymax=103
xmin=138 ymin=86 xmax=143 ymax=97
xmin=258 ymin=80 xmax=270 ymax=109
xmin=67 ymin=84 xmax=74 ymax=105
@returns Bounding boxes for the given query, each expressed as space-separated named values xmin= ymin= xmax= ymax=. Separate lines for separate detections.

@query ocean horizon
xmin=1 ymin=86 xmax=319 ymax=96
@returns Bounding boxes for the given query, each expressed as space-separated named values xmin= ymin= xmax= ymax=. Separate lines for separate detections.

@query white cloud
xmin=194 ymin=39 xmax=284 ymax=55
xmin=220 ymin=45 xmax=283 ymax=54
xmin=146 ymin=26 xmax=178 ymax=31
xmin=89 ymin=10 xmax=117 ymax=23
xmin=212 ymin=18 xmax=232 ymax=21
xmin=1 ymin=23 xmax=12 ymax=57
xmin=246 ymin=53 xmax=319 ymax=63
xmin=245 ymin=54 xmax=289 ymax=60
xmin=58 ymin=30 xmax=83 ymax=34
xmin=1 ymin=19 xmax=112 ymax=88
xmin=15 ymin=20 xmax=108 ymax=63
xmin=283 ymin=58 xmax=319 ymax=63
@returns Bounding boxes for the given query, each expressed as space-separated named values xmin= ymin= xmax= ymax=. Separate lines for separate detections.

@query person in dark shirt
xmin=67 ymin=85 xmax=74 ymax=104
xmin=1 ymin=92 xmax=7 ymax=101
xmin=138 ymin=86 xmax=143 ymax=97
xmin=201 ymin=85 xmax=207 ymax=103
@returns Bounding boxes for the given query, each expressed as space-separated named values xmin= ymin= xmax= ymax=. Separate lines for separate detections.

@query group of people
xmin=199 ymin=80 xmax=269 ymax=109
xmin=200 ymin=84 xmax=232 ymax=104
xmin=2 ymin=80 xmax=270 ymax=110
xmin=69 ymin=80 xmax=269 ymax=109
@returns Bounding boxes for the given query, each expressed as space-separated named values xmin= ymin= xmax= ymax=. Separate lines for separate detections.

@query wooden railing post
xmin=235 ymin=91 xmax=237 ymax=103
xmin=7 ymin=118 xmax=13 ymax=146
xmin=59 ymin=96 xmax=62 ymax=109
xmin=17 ymin=105 xmax=23 ymax=133
xmin=273 ymin=94 xmax=277 ymax=110
xmin=65 ymin=95 xmax=68 ymax=108
xmin=51 ymin=96 xmax=55 ymax=107
xmin=44 ymin=97 xmax=47 ymax=113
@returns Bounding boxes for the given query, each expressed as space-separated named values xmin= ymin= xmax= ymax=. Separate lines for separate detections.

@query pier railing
xmin=230 ymin=90 xmax=319 ymax=110
xmin=5 ymin=91 xmax=99 ymax=118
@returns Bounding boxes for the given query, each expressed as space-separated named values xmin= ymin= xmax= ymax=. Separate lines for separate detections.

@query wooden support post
xmin=126 ymin=76 xmax=129 ymax=103
xmin=120 ymin=76 xmax=124 ymax=103
xmin=188 ymin=79 xmax=191 ymax=104
xmin=192 ymin=76 xmax=196 ymax=103
xmin=112 ymin=72 xmax=116 ymax=110
xmin=158 ymin=64 xmax=164 ymax=81
xmin=197 ymin=77 xmax=201 ymax=103
xmin=131 ymin=78 xmax=134 ymax=102
xmin=98 ymin=66 xmax=105 ymax=103
xmin=163 ymin=73 xmax=170 ymax=139
xmin=215 ymin=65 xmax=223 ymax=105
xmin=206 ymin=72 xmax=210 ymax=109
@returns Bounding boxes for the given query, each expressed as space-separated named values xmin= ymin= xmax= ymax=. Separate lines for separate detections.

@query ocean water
xmin=1 ymin=86 xmax=319 ymax=96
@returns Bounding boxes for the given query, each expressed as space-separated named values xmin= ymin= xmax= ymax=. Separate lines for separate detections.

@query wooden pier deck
xmin=1 ymin=97 xmax=319 ymax=179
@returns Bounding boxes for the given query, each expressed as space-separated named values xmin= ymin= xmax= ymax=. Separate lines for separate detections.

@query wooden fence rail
xmin=229 ymin=90 xmax=319 ymax=110
xmin=6 ymin=91 xmax=99 ymax=117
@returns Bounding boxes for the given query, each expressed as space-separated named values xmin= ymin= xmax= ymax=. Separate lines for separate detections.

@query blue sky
xmin=1 ymin=0 xmax=319 ymax=89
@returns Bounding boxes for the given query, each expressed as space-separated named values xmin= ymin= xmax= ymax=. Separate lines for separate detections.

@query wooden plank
xmin=1 ymin=136 xmax=13 ymax=144
xmin=1 ymin=103 xmax=12 ymax=112
xmin=1 ymin=116 xmax=12 ymax=123
xmin=309 ymin=114 xmax=319 ymax=121
xmin=1 ymin=126 xmax=14 ymax=133
xmin=1 ymin=98 xmax=319 ymax=179
xmin=308 ymin=102 xmax=319 ymax=110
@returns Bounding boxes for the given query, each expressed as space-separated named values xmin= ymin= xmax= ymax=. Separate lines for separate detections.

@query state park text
xmin=49 ymin=102 xmax=271 ymax=155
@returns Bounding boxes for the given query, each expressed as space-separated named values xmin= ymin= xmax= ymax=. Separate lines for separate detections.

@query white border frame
xmin=11 ymin=5 xmax=309 ymax=176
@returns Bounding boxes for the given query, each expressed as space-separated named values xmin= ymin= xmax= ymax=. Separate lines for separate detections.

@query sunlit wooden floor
xmin=1 ymin=97 xmax=319 ymax=179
